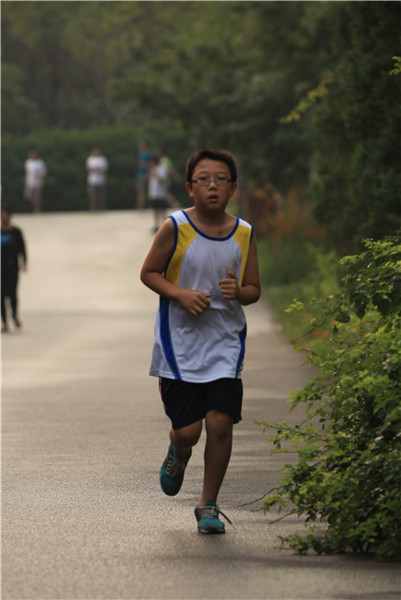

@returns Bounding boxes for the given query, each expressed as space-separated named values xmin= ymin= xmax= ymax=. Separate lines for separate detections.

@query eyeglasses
xmin=191 ymin=176 xmax=232 ymax=187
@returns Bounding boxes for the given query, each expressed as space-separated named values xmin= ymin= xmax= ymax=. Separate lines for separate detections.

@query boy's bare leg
xmin=32 ymin=196 xmax=42 ymax=212
xmin=88 ymin=192 xmax=96 ymax=211
xmin=98 ymin=192 xmax=106 ymax=210
xmin=199 ymin=410 xmax=233 ymax=506
xmin=170 ymin=420 xmax=202 ymax=458
xmin=157 ymin=209 xmax=167 ymax=229
xmin=137 ymin=189 xmax=145 ymax=209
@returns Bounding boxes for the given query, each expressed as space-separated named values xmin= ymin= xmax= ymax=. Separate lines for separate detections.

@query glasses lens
xmin=194 ymin=177 xmax=231 ymax=186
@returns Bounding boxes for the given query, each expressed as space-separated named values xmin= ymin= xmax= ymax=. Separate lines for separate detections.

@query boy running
xmin=140 ymin=148 xmax=261 ymax=533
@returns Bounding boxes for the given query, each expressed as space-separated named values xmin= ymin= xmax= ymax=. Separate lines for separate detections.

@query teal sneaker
xmin=160 ymin=443 xmax=191 ymax=496
xmin=194 ymin=502 xmax=232 ymax=534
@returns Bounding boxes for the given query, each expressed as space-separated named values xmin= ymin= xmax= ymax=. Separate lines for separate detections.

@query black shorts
xmin=150 ymin=197 xmax=168 ymax=210
xmin=87 ymin=184 xmax=106 ymax=195
xmin=160 ymin=377 xmax=243 ymax=430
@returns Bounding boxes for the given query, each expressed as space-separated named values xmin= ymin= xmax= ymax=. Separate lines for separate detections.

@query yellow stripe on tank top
xmin=165 ymin=222 xmax=198 ymax=285
xmin=233 ymin=224 xmax=252 ymax=285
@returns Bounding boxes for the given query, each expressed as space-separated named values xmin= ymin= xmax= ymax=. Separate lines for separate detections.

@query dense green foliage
xmin=310 ymin=2 xmax=401 ymax=255
xmin=2 ymin=2 xmax=400 ymax=254
xmin=1 ymin=2 xmax=335 ymax=199
xmin=258 ymin=233 xmax=401 ymax=560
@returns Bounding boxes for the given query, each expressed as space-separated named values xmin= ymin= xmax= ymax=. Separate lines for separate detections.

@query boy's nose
xmin=207 ymin=178 xmax=218 ymax=188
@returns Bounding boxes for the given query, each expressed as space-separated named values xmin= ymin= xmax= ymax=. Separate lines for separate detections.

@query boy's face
xmin=186 ymin=159 xmax=237 ymax=212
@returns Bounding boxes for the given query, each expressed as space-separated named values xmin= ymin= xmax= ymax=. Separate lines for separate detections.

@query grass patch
xmin=258 ymin=239 xmax=340 ymax=339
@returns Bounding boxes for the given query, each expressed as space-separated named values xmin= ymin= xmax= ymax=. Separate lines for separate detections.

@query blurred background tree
xmin=310 ymin=2 xmax=401 ymax=255
xmin=2 ymin=1 xmax=400 ymax=260
xmin=2 ymin=2 xmax=334 ymax=194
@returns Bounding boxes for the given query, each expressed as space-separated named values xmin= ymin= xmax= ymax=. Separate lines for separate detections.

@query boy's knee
xmin=172 ymin=420 xmax=202 ymax=447
xmin=206 ymin=410 xmax=234 ymax=438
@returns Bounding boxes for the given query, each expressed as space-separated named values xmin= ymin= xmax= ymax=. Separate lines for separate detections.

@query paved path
xmin=2 ymin=211 xmax=400 ymax=600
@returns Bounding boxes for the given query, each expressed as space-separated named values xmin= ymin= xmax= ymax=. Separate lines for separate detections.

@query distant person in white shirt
xmin=24 ymin=150 xmax=47 ymax=212
xmin=86 ymin=147 xmax=109 ymax=211
xmin=148 ymin=155 xmax=169 ymax=234
xmin=156 ymin=148 xmax=183 ymax=208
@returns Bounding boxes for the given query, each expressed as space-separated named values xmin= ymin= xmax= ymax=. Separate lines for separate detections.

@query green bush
xmin=258 ymin=232 xmax=401 ymax=560
xmin=259 ymin=241 xmax=340 ymax=339
xmin=255 ymin=189 xmax=332 ymax=288
xmin=259 ymin=238 xmax=318 ymax=286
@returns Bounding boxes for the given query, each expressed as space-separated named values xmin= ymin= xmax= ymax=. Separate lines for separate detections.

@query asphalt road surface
xmin=2 ymin=211 xmax=400 ymax=600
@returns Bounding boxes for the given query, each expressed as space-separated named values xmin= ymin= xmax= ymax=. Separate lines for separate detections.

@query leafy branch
xmin=280 ymin=71 xmax=334 ymax=124
xmin=390 ymin=55 xmax=401 ymax=76
xmin=257 ymin=232 xmax=401 ymax=560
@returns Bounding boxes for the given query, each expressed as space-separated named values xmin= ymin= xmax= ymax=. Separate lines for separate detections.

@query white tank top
xmin=149 ymin=210 xmax=253 ymax=382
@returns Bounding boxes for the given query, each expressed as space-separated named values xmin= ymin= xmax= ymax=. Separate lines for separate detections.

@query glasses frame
xmin=191 ymin=176 xmax=233 ymax=187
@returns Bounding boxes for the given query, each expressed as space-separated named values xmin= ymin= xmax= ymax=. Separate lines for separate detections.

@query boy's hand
xmin=219 ymin=271 xmax=239 ymax=300
xmin=177 ymin=289 xmax=212 ymax=316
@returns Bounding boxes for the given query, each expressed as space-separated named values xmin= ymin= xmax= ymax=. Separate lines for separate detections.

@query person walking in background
xmin=156 ymin=148 xmax=182 ymax=208
xmin=24 ymin=150 xmax=47 ymax=212
xmin=86 ymin=147 xmax=109 ymax=211
xmin=136 ymin=140 xmax=152 ymax=209
xmin=148 ymin=154 xmax=169 ymax=234
xmin=1 ymin=205 xmax=27 ymax=333
xmin=140 ymin=148 xmax=261 ymax=533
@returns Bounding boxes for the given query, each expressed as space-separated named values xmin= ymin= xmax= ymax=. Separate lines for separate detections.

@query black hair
xmin=185 ymin=148 xmax=237 ymax=184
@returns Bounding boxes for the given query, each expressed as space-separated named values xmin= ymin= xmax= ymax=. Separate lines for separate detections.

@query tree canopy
xmin=2 ymin=1 xmax=400 ymax=252
xmin=310 ymin=2 xmax=401 ymax=254
xmin=2 ymin=1 xmax=334 ymax=189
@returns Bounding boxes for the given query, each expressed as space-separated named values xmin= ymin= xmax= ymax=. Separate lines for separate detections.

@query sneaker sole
xmin=198 ymin=526 xmax=225 ymax=534
xmin=160 ymin=483 xmax=181 ymax=496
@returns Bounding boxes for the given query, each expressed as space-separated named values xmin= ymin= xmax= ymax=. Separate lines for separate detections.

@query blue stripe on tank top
xmin=236 ymin=324 xmax=247 ymax=377
xmin=159 ymin=297 xmax=182 ymax=380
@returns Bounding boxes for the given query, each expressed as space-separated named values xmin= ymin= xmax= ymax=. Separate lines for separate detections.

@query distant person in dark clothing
xmin=1 ymin=206 xmax=27 ymax=332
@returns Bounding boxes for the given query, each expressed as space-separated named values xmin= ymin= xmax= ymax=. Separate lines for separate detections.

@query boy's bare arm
xmin=219 ymin=234 xmax=261 ymax=305
xmin=140 ymin=220 xmax=212 ymax=316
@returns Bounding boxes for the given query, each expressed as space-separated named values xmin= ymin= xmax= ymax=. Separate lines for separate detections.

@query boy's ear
xmin=229 ymin=182 xmax=238 ymax=197
xmin=186 ymin=182 xmax=195 ymax=198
